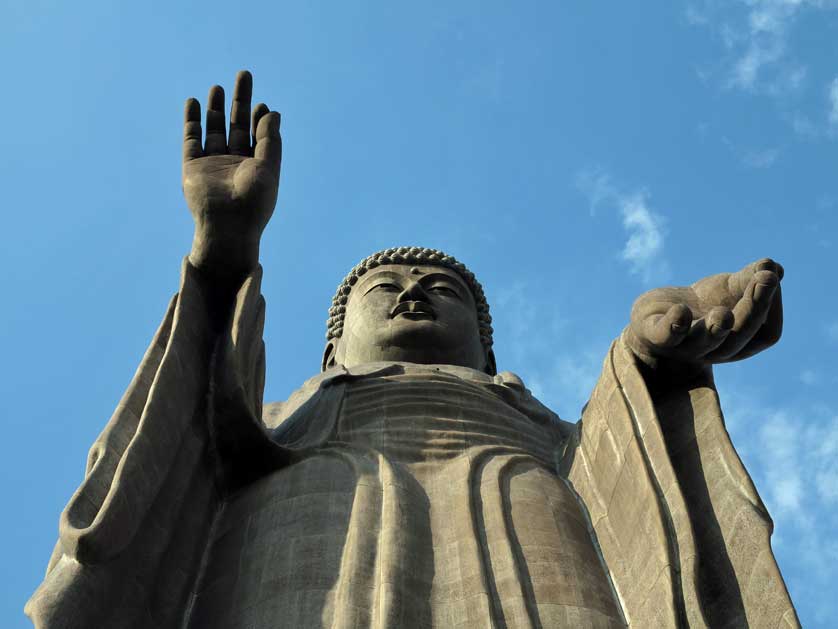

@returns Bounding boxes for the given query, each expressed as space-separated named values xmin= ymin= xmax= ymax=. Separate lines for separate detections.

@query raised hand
xmin=182 ymin=70 xmax=282 ymax=282
xmin=625 ymin=258 xmax=783 ymax=380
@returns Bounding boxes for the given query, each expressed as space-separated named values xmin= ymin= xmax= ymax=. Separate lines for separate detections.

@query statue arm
xmin=164 ymin=70 xmax=288 ymax=490
xmin=558 ymin=259 xmax=795 ymax=626
xmin=26 ymin=72 xmax=283 ymax=628
xmin=26 ymin=256 xmax=282 ymax=628
xmin=26 ymin=260 xmax=220 ymax=627
xmin=562 ymin=335 xmax=798 ymax=627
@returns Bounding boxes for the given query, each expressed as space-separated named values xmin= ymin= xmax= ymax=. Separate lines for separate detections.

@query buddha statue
xmin=26 ymin=71 xmax=798 ymax=628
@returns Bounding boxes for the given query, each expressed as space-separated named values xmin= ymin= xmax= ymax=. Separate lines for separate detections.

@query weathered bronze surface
xmin=27 ymin=72 xmax=798 ymax=628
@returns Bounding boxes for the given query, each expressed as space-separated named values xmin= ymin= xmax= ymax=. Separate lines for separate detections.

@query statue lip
xmin=390 ymin=301 xmax=436 ymax=320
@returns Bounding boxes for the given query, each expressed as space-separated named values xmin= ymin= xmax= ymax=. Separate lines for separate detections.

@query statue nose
xmin=398 ymin=280 xmax=429 ymax=303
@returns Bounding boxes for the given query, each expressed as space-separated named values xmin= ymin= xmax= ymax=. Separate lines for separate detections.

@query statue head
xmin=323 ymin=246 xmax=496 ymax=375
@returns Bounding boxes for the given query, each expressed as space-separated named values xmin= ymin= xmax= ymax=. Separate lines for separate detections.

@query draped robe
xmin=26 ymin=262 xmax=799 ymax=628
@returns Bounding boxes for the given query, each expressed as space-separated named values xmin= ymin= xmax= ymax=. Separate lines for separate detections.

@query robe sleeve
xmin=25 ymin=259 xmax=269 ymax=629
xmin=561 ymin=335 xmax=799 ymax=629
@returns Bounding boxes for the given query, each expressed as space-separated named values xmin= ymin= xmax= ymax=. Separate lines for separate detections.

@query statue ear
xmin=322 ymin=340 xmax=338 ymax=372
xmin=485 ymin=348 xmax=497 ymax=376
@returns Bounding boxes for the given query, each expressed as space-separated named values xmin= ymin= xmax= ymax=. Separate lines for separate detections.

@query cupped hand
xmin=182 ymin=70 xmax=282 ymax=279
xmin=625 ymin=258 xmax=784 ymax=379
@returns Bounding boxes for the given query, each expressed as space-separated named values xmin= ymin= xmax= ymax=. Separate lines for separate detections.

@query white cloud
xmin=828 ymin=77 xmax=838 ymax=127
xmin=800 ymin=369 xmax=820 ymax=385
xmin=716 ymin=390 xmax=838 ymax=623
xmin=742 ymin=146 xmax=781 ymax=168
xmin=491 ymin=279 xmax=610 ymax=420
xmin=774 ymin=476 xmax=804 ymax=512
xmin=722 ymin=136 xmax=781 ymax=168
xmin=758 ymin=411 xmax=806 ymax=516
xmin=575 ymin=168 xmax=615 ymax=216
xmin=816 ymin=194 xmax=837 ymax=210
xmin=767 ymin=64 xmax=808 ymax=95
xmin=720 ymin=390 xmax=838 ymax=560
xmin=816 ymin=467 xmax=838 ymax=503
xmin=688 ymin=1 xmax=838 ymax=95
xmin=576 ymin=169 xmax=670 ymax=284
xmin=732 ymin=38 xmax=784 ymax=90
xmin=493 ymin=281 xmax=538 ymax=365
xmin=516 ymin=347 xmax=608 ymax=421
xmin=686 ymin=4 xmax=710 ymax=25
xmin=730 ymin=0 xmax=799 ymax=90
xmin=619 ymin=193 xmax=669 ymax=282
xmin=549 ymin=352 xmax=604 ymax=414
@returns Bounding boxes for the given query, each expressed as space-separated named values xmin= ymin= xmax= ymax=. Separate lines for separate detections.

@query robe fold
xmin=26 ymin=262 xmax=798 ymax=628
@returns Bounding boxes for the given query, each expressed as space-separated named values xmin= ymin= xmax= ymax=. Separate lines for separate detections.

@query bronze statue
xmin=27 ymin=71 xmax=798 ymax=628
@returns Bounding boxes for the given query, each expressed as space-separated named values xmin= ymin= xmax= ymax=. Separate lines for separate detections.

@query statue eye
xmin=366 ymin=282 xmax=401 ymax=294
xmin=428 ymin=285 xmax=459 ymax=298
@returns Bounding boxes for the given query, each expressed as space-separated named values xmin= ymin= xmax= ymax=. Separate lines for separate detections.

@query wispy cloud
xmin=725 ymin=390 xmax=838 ymax=506
xmin=732 ymin=1 xmax=800 ymax=91
xmin=742 ymin=146 xmax=781 ymax=168
xmin=827 ymin=321 xmax=838 ymax=342
xmin=491 ymin=279 xmax=610 ymax=420
xmin=524 ymin=350 xmax=606 ymax=420
xmin=576 ymin=169 xmax=670 ymax=284
xmin=575 ymin=168 xmax=616 ymax=216
xmin=828 ymin=77 xmax=838 ymax=127
xmin=800 ymin=369 xmax=821 ymax=386
xmin=761 ymin=418 xmax=805 ymax=513
xmin=686 ymin=4 xmax=710 ymax=25
xmin=732 ymin=37 xmax=783 ymax=91
xmin=723 ymin=136 xmax=782 ymax=168
xmin=716 ymin=378 xmax=838 ymax=625
xmin=762 ymin=410 xmax=838 ymax=514
xmin=494 ymin=281 xmax=539 ymax=365
xmin=687 ymin=0 xmax=826 ymax=92
xmin=687 ymin=0 xmax=838 ymax=138
xmin=619 ymin=193 xmax=668 ymax=282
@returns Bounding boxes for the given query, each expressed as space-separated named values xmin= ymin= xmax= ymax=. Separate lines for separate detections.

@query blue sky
xmin=2 ymin=0 xmax=836 ymax=625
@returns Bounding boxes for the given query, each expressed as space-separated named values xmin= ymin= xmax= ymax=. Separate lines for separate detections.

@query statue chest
xmin=333 ymin=370 xmax=558 ymax=465
xmin=188 ymin=371 xmax=623 ymax=628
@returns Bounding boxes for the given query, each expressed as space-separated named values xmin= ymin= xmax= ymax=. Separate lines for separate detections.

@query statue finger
xmin=630 ymin=286 xmax=697 ymax=320
xmin=254 ymin=111 xmax=282 ymax=175
xmin=229 ymin=71 xmax=252 ymax=156
xmin=706 ymin=270 xmax=778 ymax=361
xmin=204 ymin=85 xmax=227 ymax=155
xmin=640 ymin=303 xmax=693 ymax=348
xmin=182 ymin=98 xmax=203 ymax=162
xmin=251 ymin=103 xmax=269 ymax=149
xmin=756 ymin=280 xmax=783 ymax=344
xmin=727 ymin=283 xmax=784 ymax=361
xmin=675 ymin=306 xmax=734 ymax=357
xmin=754 ymin=257 xmax=783 ymax=279
xmin=727 ymin=257 xmax=782 ymax=296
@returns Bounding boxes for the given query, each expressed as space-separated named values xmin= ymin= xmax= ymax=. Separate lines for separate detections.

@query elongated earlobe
xmin=485 ymin=349 xmax=497 ymax=376
xmin=322 ymin=341 xmax=338 ymax=372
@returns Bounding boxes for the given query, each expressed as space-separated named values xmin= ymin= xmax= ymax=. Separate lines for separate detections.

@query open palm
xmin=182 ymin=71 xmax=282 ymax=276
xmin=626 ymin=258 xmax=784 ymax=374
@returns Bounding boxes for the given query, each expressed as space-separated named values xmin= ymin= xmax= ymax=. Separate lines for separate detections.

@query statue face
xmin=325 ymin=264 xmax=493 ymax=373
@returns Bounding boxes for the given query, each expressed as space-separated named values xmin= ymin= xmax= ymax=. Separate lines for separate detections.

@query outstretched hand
xmin=183 ymin=70 xmax=282 ymax=280
xmin=626 ymin=258 xmax=783 ymax=380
